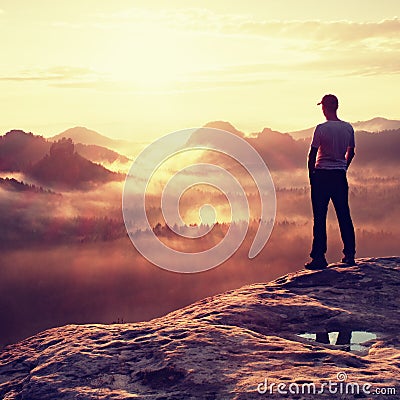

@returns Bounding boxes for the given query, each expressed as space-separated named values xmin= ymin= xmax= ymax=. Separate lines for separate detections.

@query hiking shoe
xmin=305 ymin=258 xmax=328 ymax=270
xmin=341 ymin=256 xmax=356 ymax=266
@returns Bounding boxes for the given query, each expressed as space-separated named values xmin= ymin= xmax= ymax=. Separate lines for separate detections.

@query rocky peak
xmin=0 ymin=257 xmax=399 ymax=399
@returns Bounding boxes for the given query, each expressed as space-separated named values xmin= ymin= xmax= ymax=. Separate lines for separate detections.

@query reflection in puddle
xmin=298 ymin=331 xmax=377 ymax=352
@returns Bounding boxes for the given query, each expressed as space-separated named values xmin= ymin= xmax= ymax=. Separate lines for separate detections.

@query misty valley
xmin=0 ymin=123 xmax=399 ymax=348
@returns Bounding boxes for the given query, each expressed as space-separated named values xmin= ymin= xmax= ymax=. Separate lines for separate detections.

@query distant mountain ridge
xmin=0 ymin=177 xmax=58 ymax=195
xmin=288 ymin=117 xmax=400 ymax=139
xmin=51 ymin=127 xmax=133 ymax=154
xmin=74 ymin=143 xmax=130 ymax=165
xmin=51 ymin=127 xmax=117 ymax=148
xmin=1 ymin=119 xmax=399 ymax=185
xmin=50 ymin=117 xmax=400 ymax=150
xmin=0 ymin=130 xmax=50 ymax=171
xmin=190 ymin=122 xmax=307 ymax=170
xmin=189 ymin=120 xmax=400 ymax=170
xmin=0 ymin=131 xmax=123 ymax=189
xmin=50 ymin=117 xmax=400 ymax=170
xmin=0 ymin=130 xmax=129 ymax=172
xmin=29 ymin=138 xmax=122 ymax=189
xmin=353 ymin=117 xmax=400 ymax=132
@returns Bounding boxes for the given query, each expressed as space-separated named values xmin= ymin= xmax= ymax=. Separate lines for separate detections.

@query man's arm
xmin=346 ymin=147 xmax=355 ymax=169
xmin=308 ymin=146 xmax=318 ymax=183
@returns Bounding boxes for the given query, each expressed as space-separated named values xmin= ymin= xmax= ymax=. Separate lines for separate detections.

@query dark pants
xmin=310 ymin=169 xmax=355 ymax=259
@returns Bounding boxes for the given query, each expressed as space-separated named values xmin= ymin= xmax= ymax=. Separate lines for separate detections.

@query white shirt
xmin=311 ymin=120 xmax=355 ymax=170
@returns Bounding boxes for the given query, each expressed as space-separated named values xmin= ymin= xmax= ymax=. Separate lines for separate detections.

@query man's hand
xmin=309 ymin=169 xmax=315 ymax=184
xmin=308 ymin=147 xmax=318 ymax=184
xmin=346 ymin=147 xmax=355 ymax=170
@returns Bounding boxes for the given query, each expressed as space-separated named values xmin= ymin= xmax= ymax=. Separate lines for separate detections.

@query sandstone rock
xmin=0 ymin=257 xmax=399 ymax=399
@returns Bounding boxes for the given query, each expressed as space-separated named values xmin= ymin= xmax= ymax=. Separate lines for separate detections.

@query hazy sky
xmin=0 ymin=1 xmax=399 ymax=140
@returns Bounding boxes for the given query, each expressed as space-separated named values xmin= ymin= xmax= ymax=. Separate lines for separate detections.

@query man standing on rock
xmin=305 ymin=94 xmax=356 ymax=270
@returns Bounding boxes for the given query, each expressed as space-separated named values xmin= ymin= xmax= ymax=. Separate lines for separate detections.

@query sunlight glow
xmin=0 ymin=2 xmax=398 ymax=138
xmin=103 ymin=21 xmax=196 ymax=91
xmin=199 ymin=204 xmax=216 ymax=226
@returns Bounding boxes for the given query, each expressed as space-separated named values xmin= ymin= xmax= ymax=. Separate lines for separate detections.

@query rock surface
xmin=0 ymin=257 xmax=399 ymax=399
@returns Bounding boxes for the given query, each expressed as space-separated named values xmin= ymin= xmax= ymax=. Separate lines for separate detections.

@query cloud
xmin=90 ymin=8 xmax=399 ymax=44
xmin=180 ymin=52 xmax=399 ymax=89
xmin=54 ymin=7 xmax=399 ymax=42
xmin=226 ymin=18 xmax=400 ymax=43
xmin=0 ymin=66 xmax=125 ymax=92
xmin=0 ymin=66 xmax=97 ymax=82
xmin=4 ymin=11 xmax=398 ymax=94
xmin=49 ymin=80 xmax=124 ymax=90
xmin=85 ymin=9 xmax=400 ymax=79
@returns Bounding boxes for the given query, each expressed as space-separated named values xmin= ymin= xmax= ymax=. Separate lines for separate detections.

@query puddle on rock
xmin=297 ymin=331 xmax=378 ymax=353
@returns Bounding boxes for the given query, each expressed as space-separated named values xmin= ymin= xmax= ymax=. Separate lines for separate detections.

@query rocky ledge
xmin=0 ymin=257 xmax=399 ymax=399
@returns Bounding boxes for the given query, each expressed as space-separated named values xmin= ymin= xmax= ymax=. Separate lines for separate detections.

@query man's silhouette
xmin=305 ymin=94 xmax=356 ymax=270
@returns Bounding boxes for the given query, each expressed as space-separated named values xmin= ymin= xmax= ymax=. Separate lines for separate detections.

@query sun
xmin=199 ymin=204 xmax=217 ymax=226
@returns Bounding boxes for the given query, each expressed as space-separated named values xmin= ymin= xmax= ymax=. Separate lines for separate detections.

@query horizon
xmin=1 ymin=115 xmax=400 ymax=144
xmin=0 ymin=1 xmax=399 ymax=140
